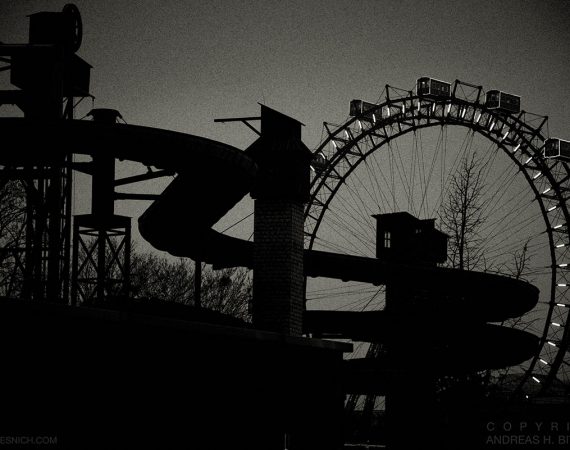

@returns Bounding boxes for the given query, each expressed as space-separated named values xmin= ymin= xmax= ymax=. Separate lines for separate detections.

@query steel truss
xmin=0 ymin=127 xmax=73 ymax=304
xmin=71 ymin=214 xmax=131 ymax=305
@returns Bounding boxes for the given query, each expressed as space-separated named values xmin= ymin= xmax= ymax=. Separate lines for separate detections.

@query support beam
xmin=214 ymin=116 xmax=262 ymax=136
xmin=114 ymin=193 xmax=160 ymax=201
xmin=114 ymin=170 xmax=174 ymax=186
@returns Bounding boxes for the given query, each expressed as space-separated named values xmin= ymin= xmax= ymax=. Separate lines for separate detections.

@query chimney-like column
xmin=248 ymin=106 xmax=312 ymax=336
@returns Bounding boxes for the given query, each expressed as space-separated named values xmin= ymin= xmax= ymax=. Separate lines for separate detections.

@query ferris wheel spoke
xmin=306 ymin=84 xmax=570 ymax=400
xmin=430 ymin=128 xmax=476 ymax=218
xmin=368 ymin=148 xmax=399 ymax=211
xmin=331 ymin=190 xmax=376 ymax=244
xmin=311 ymin=205 xmax=375 ymax=254
xmin=415 ymin=127 xmax=436 ymax=218
xmin=327 ymin=177 xmax=376 ymax=229
xmin=478 ymin=170 xmax=521 ymax=223
xmin=327 ymin=191 xmax=373 ymax=235
xmin=337 ymin=296 xmax=377 ymax=311
xmin=313 ymin=232 xmax=369 ymax=255
xmin=476 ymin=191 xmax=534 ymax=239
xmin=347 ymin=161 xmax=383 ymax=215
xmin=477 ymin=204 xmax=541 ymax=257
xmin=387 ymin=142 xmax=398 ymax=211
xmin=391 ymin=139 xmax=415 ymax=213
xmin=481 ymin=234 xmax=544 ymax=264
xmin=307 ymin=283 xmax=378 ymax=299
xmin=362 ymin=158 xmax=390 ymax=212
xmin=477 ymin=222 xmax=543 ymax=268
xmin=323 ymin=212 xmax=375 ymax=254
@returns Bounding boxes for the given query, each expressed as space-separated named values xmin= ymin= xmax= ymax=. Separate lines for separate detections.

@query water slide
xmin=0 ymin=116 xmax=540 ymax=386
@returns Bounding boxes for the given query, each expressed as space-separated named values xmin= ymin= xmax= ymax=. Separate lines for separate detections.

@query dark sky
xmin=1 ymin=0 xmax=570 ymax=248
xmin=2 ymin=0 xmax=569 ymax=146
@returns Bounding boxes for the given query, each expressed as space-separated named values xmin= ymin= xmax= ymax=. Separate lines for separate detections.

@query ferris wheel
xmin=304 ymin=78 xmax=570 ymax=404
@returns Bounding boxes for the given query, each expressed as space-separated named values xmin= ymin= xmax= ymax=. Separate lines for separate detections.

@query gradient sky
xmin=2 ymin=1 xmax=569 ymax=143
xmin=1 ymin=0 xmax=569 ymax=250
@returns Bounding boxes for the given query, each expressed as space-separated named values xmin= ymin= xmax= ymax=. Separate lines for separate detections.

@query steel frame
xmin=71 ymin=215 xmax=131 ymax=305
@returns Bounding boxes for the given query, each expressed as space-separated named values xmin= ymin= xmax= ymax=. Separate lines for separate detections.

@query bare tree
xmin=512 ymin=241 xmax=531 ymax=280
xmin=437 ymin=154 xmax=496 ymax=403
xmin=492 ymin=238 xmax=532 ymax=281
xmin=439 ymin=153 xmax=487 ymax=270
xmin=199 ymin=264 xmax=251 ymax=320
xmin=438 ymin=154 xmax=540 ymax=401
xmin=129 ymin=251 xmax=252 ymax=321
xmin=0 ymin=178 xmax=252 ymax=319
xmin=129 ymin=252 xmax=192 ymax=303
xmin=0 ymin=179 xmax=27 ymax=297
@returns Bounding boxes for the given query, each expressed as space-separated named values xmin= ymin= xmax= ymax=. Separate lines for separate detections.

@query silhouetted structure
xmin=1 ymin=4 xmax=90 ymax=302
xmin=0 ymin=297 xmax=349 ymax=449
xmin=71 ymin=109 xmax=131 ymax=305
xmin=379 ymin=213 xmax=446 ymax=449
xmin=305 ymin=212 xmax=539 ymax=449
xmin=2 ymin=5 xmax=567 ymax=450
xmin=248 ymin=106 xmax=312 ymax=336
xmin=374 ymin=211 xmax=448 ymax=265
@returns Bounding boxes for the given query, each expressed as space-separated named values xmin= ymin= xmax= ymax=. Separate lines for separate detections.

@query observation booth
xmin=373 ymin=211 xmax=448 ymax=265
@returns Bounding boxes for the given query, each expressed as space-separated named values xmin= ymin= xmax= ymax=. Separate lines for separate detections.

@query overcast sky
xmin=2 ymin=1 xmax=569 ymax=145
xmin=1 ymin=0 xmax=569 ymax=249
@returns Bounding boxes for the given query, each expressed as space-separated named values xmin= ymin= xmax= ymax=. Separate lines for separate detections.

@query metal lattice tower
xmin=70 ymin=109 xmax=132 ymax=305
xmin=0 ymin=4 xmax=89 ymax=302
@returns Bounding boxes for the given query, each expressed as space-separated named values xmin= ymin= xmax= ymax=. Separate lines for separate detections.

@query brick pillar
xmin=253 ymin=199 xmax=305 ymax=335
xmin=248 ymin=106 xmax=312 ymax=336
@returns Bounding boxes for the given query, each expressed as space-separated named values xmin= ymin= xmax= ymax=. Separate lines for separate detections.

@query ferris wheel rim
xmin=305 ymin=84 xmax=570 ymax=399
